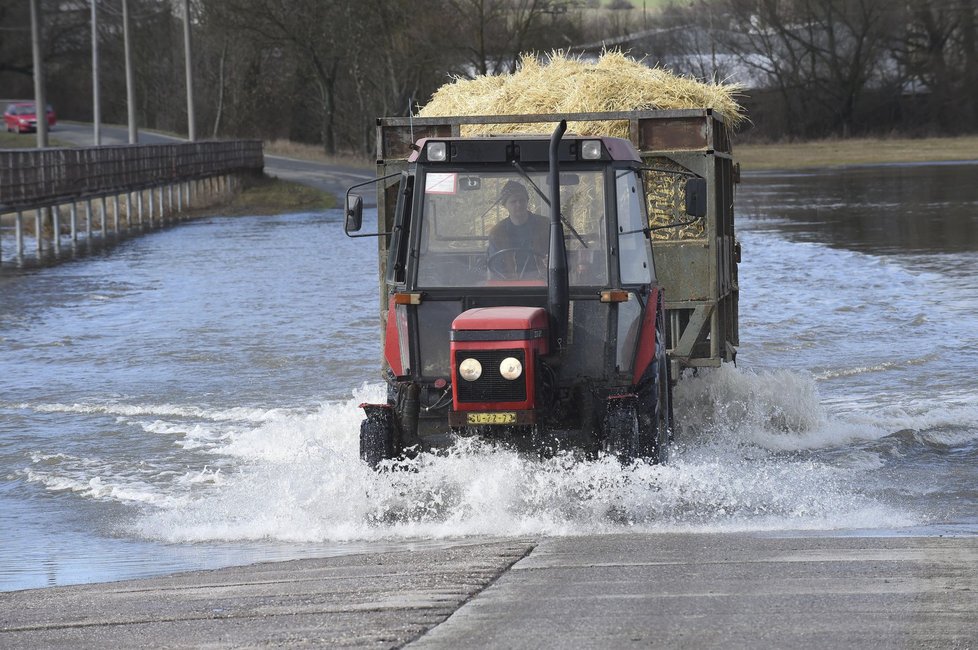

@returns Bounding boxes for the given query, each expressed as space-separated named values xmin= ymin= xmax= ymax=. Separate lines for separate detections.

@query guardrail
xmin=0 ymin=140 xmax=263 ymax=211
xmin=0 ymin=140 xmax=264 ymax=265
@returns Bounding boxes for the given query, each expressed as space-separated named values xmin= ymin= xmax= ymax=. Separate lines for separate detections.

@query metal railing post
xmin=100 ymin=197 xmax=108 ymax=237
xmin=16 ymin=211 xmax=24 ymax=259
xmin=35 ymin=208 xmax=43 ymax=254
xmin=70 ymin=201 xmax=78 ymax=242
xmin=52 ymin=205 xmax=61 ymax=254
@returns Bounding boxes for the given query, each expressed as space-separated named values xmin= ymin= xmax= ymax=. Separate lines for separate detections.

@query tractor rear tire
xmin=360 ymin=406 xmax=397 ymax=469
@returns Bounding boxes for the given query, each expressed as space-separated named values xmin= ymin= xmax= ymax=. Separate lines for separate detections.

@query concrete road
xmin=53 ymin=122 xmax=184 ymax=147
xmin=2 ymin=533 xmax=976 ymax=648
xmin=52 ymin=123 xmax=374 ymax=205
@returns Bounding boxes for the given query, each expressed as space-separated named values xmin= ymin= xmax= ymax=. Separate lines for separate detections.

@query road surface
xmin=2 ymin=533 xmax=976 ymax=648
xmin=52 ymin=122 xmax=373 ymax=205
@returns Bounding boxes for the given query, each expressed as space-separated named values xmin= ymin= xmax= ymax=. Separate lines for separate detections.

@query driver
xmin=488 ymin=180 xmax=549 ymax=278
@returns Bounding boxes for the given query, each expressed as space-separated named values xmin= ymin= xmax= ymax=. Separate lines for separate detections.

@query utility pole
xmin=29 ymin=0 xmax=48 ymax=148
xmin=182 ymin=0 xmax=196 ymax=141
xmin=91 ymin=0 xmax=101 ymax=145
xmin=122 ymin=0 xmax=138 ymax=143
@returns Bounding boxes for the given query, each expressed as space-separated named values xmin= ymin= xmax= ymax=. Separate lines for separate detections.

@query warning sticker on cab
xmin=466 ymin=412 xmax=517 ymax=425
xmin=425 ymin=172 xmax=457 ymax=194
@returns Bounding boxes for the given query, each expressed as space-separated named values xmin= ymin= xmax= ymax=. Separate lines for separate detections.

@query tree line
xmin=1 ymin=0 xmax=976 ymax=153
xmin=654 ymin=0 xmax=978 ymax=140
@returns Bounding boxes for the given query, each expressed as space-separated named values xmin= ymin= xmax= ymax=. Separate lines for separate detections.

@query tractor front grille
xmin=455 ymin=349 xmax=527 ymax=403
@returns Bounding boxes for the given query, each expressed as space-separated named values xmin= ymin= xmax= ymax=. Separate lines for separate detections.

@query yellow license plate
xmin=466 ymin=412 xmax=517 ymax=425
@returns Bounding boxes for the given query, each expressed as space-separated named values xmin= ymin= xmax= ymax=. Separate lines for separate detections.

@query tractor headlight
xmin=426 ymin=141 xmax=447 ymax=162
xmin=581 ymin=140 xmax=602 ymax=160
xmin=499 ymin=357 xmax=523 ymax=380
xmin=458 ymin=358 xmax=482 ymax=382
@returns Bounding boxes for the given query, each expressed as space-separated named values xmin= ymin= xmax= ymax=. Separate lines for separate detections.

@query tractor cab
xmin=347 ymin=123 xmax=703 ymax=466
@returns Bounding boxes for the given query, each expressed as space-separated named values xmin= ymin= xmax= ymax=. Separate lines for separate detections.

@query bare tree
xmin=719 ymin=0 xmax=895 ymax=138
xmin=445 ymin=0 xmax=581 ymax=77
xmin=202 ymin=0 xmax=347 ymax=152
xmin=890 ymin=0 xmax=978 ymax=130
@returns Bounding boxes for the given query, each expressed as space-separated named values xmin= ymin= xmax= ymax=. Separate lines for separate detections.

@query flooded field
xmin=1 ymin=163 xmax=976 ymax=591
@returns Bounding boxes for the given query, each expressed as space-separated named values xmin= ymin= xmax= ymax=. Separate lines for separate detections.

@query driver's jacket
xmin=487 ymin=213 xmax=550 ymax=277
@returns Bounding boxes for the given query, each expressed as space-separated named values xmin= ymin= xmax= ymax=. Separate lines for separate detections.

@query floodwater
xmin=1 ymin=163 xmax=977 ymax=591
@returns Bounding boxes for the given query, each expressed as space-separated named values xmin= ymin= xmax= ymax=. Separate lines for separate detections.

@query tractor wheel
xmin=651 ymin=357 xmax=671 ymax=463
xmin=606 ymin=359 xmax=671 ymax=465
xmin=635 ymin=356 xmax=671 ymax=464
xmin=603 ymin=396 xmax=640 ymax=464
xmin=359 ymin=405 xmax=397 ymax=469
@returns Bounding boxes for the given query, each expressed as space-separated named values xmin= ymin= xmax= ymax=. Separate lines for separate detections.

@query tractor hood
xmin=451 ymin=307 xmax=549 ymax=352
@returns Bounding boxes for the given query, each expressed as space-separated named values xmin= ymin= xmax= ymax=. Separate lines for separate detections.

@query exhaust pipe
xmin=547 ymin=120 xmax=569 ymax=354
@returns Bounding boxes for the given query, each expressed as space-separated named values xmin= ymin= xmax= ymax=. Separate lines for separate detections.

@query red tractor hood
xmin=452 ymin=306 xmax=549 ymax=333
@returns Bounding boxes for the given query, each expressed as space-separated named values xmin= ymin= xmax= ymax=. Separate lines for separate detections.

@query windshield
xmin=415 ymin=169 xmax=608 ymax=288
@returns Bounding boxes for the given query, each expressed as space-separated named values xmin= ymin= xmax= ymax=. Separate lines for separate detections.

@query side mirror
xmin=345 ymin=194 xmax=363 ymax=233
xmin=684 ymin=177 xmax=707 ymax=218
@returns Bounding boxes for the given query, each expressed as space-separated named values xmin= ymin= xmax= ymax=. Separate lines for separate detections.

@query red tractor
xmin=346 ymin=118 xmax=713 ymax=467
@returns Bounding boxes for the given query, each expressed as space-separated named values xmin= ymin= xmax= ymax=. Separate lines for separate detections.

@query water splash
xmin=128 ymin=368 xmax=919 ymax=543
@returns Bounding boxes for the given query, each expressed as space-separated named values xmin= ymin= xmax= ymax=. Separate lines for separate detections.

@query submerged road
xmin=2 ymin=533 xmax=976 ymax=648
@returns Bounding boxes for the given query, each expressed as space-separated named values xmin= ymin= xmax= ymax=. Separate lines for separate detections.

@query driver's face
xmin=504 ymin=195 xmax=529 ymax=224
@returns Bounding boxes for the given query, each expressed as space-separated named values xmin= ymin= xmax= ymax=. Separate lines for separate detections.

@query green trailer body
xmin=371 ymin=108 xmax=739 ymax=375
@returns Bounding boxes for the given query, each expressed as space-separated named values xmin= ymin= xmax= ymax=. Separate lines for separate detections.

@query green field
xmin=0 ymin=131 xmax=73 ymax=148
xmin=735 ymin=136 xmax=978 ymax=171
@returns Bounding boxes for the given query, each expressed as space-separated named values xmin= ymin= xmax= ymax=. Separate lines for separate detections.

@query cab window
xmin=415 ymin=170 xmax=609 ymax=288
xmin=616 ymin=170 xmax=654 ymax=286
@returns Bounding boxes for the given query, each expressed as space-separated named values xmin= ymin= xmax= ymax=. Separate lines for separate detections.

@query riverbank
xmin=0 ymin=174 xmax=334 ymax=233
xmin=265 ymin=133 xmax=978 ymax=174
xmin=222 ymin=173 xmax=336 ymax=214
xmin=268 ymin=134 xmax=978 ymax=173
xmin=735 ymin=134 xmax=978 ymax=170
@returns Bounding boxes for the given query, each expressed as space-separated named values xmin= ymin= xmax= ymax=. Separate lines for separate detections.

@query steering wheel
xmin=487 ymin=248 xmax=547 ymax=279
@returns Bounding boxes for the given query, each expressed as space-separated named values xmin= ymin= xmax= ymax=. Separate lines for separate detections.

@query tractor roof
xmin=409 ymin=135 xmax=641 ymax=165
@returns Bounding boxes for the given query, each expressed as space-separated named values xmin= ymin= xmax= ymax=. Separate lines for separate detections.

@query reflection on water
xmin=740 ymin=162 xmax=978 ymax=254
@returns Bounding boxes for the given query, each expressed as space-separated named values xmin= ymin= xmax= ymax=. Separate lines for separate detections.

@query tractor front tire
xmin=651 ymin=358 xmax=671 ymax=463
xmin=603 ymin=396 xmax=640 ymax=464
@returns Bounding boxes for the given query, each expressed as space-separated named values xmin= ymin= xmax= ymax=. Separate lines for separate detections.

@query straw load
xmin=417 ymin=50 xmax=746 ymax=138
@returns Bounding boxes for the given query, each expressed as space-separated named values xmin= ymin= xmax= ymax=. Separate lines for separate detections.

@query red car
xmin=3 ymin=102 xmax=57 ymax=134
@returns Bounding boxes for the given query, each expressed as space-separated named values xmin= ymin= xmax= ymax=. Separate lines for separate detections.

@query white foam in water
xmin=23 ymin=461 xmax=188 ymax=510
xmin=132 ymin=368 xmax=919 ymax=543
xmin=26 ymin=401 xmax=287 ymax=423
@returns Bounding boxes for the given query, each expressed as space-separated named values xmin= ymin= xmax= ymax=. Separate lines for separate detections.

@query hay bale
xmin=418 ymin=50 xmax=746 ymax=137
